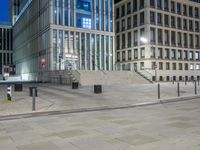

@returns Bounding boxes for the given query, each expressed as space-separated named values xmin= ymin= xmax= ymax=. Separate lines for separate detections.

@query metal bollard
xmin=198 ymin=79 xmax=199 ymax=86
xmin=177 ymin=82 xmax=180 ymax=97
xmin=32 ymin=88 xmax=36 ymax=111
xmin=7 ymin=85 xmax=12 ymax=101
xmin=195 ymin=81 xmax=197 ymax=95
xmin=158 ymin=84 xmax=160 ymax=99
xmin=185 ymin=80 xmax=187 ymax=85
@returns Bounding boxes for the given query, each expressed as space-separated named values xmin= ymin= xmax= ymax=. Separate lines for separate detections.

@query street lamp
xmin=140 ymin=37 xmax=157 ymax=82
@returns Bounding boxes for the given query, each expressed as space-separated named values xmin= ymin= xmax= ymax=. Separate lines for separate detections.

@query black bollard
xmin=158 ymin=84 xmax=160 ymax=99
xmin=195 ymin=81 xmax=197 ymax=95
xmin=177 ymin=82 xmax=180 ymax=97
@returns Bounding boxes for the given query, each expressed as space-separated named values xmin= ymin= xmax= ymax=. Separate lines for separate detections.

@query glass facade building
xmin=12 ymin=0 xmax=115 ymax=80
xmin=0 ymin=25 xmax=12 ymax=75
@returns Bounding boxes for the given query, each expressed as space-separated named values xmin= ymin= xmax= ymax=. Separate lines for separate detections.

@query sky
xmin=0 ymin=0 xmax=9 ymax=23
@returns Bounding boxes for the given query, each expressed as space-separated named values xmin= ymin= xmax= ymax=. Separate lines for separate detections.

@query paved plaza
xmin=0 ymin=82 xmax=200 ymax=116
xmin=0 ymin=99 xmax=200 ymax=150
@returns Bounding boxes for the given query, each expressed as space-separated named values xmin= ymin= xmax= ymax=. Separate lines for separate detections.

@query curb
xmin=0 ymin=95 xmax=200 ymax=121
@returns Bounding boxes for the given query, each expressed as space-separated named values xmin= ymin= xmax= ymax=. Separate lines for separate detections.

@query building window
xmin=195 ymin=21 xmax=199 ymax=32
xmin=189 ymin=51 xmax=194 ymax=60
xmin=178 ymin=50 xmax=182 ymax=60
xmin=122 ymin=51 xmax=126 ymax=61
xmin=150 ymin=27 xmax=155 ymax=43
xmin=134 ymin=49 xmax=138 ymax=59
xmin=171 ymin=1 xmax=175 ymax=12
xmin=172 ymin=63 xmax=176 ymax=70
xmin=166 ymin=62 xmax=170 ymax=70
xmin=185 ymin=63 xmax=188 ymax=70
xmin=190 ymin=64 xmax=194 ymax=70
xmin=158 ymin=48 xmax=163 ymax=59
xmin=150 ymin=11 xmax=155 ymax=24
xmin=140 ymin=62 xmax=144 ymax=70
xmin=195 ymin=7 xmax=199 ymax=18
xmin=151 ymin=47 xmax=155 ymax=58
xmin=117 ymin=52 xmax=120 ymax=62
xmin=159 ymin=62 xmax=163 ymax=70
xmin=140 ymin=0 xmax=144 ymax=9
xmin=128 ymin=50 xmax=132 ymax=60
xmin=177 ymin=18 xmax=182 ymax=29
xmin=196 ymin=64 xmax=200 ymax=70
xmin=165 ymin=48 xmax=170 ymax=59
xmin=141 ymin=48 xmax=145 ymax=58
xmin=171 ymin=31 xmax=176 ymax=46
xmin=184 ymin=33 xmax=188 ymax=47
xmin=157 ymin=13 xmax=162 ymax=25
xmin=140 ymin=12 xmax=145 ymax=25
xmin=157 ymin=29 xmax=163 ymax=44
xmin=171 ymin=16 xmax=175 ymax=28
xmin=116 ymin=22 xmax=120 ymax=33
xmin=133 ymin=0 xmax=137 ymax=12
xmin=164 ymin=0 xmax=169 ymax=11
xmin=127 ymin=17 xmax=132 ymax=29
xmin=133 ymin=30 xmax=138 ymax=46
xmin=116 ymin=8 xmax=120 ymax=19
xmin=121 ymin=5 xmax=125 ymax=17
xmin=195 ymin=35 xmax=199 ymax=48
xmin=196 ymin=52 xmax=200 ymax=60
xmin=150 ymin=0 xmax=155 ymax=7
xmin=164 ymin=30 xmax=169 ymax=45
xmin=127 ymin=32 xmax=132 ymax=48
xmin=157 ymin=0 xmax=162 ymax=9
xmin=164 ymin=15 xmax=169 ymax=26
xmin=133 ymin=15 xmax=137 ymax=27
xmin=127 ymin=2 xmax=131 ymax=14
xmin=189 ymin=6 xmax=193 ymax=17
xmin=122 ymin=34 xmax=125 ymax=49
xmin=121 ymin=19 xmax=125 ymax=31
xmin=189 ymin=20 xmax=193 ymax=31
xmin=171 ymin=49 xmax=176 ymax=59
xmin=177 ymin=32 xmax=182 ymax=46
xmin=183 ymin=5 xmax=187 ymax=16
xmin=179 ymin=63 xmax=183 ymax=70
xmin=116 ymin=35 xmax=120 ymax=50
xmin=184 ymin=51 xmax=188 ymax=60
xmin=177 ymin=3 xmax=181 ymax=14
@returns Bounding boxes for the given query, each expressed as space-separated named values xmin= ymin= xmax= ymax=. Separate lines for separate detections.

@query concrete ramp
xmin=78 ymin=71 xmax=150 ymax=86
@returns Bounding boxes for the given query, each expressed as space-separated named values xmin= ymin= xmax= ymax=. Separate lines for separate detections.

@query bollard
xmin=7 ymin=85 xmax=12 ymax=101
xmin=32 ymin=88 xmax=36 ymax=111
xmin=177 ymin=82 xmax=180 ymax=97
xmin=198 ymin=79 xmax=199 ymax=86
xmin=185 ymin=80 xmax=187 ymax=85
xmin=172 ymin=80 xmax=175 ymax=84
xmin=195 ymin=81 xmax=197 ymax=95
xmin=158 ymin=84 xmax=160 ymax=99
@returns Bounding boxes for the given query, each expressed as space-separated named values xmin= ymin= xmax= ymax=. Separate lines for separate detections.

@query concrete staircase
xmin=78 ymin=70 xmax=150 ymax=86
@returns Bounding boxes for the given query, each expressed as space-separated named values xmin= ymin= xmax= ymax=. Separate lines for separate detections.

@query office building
xmin=115 ymin=0 xmax=200 ymax=81
xmin=12 ymin=0 xmax=115 ymax=81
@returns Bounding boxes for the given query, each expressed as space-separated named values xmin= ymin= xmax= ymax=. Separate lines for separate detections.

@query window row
xmin=116 ymin=0 xmax=200 ymax=19
xmin=115 ymin=0 xmax=145 ymax=18
xmin=0 ymin=28 xmax=12 ymax=51
xmin=150 ymin=12 xmax=200 ymax=32
xmin=150 ymin=28 xmax=200 ymax=48
xmin=116 ymin=48 xmax=200 ymax=62
xmin=116 ymin=29 xmax=200 ymax=50
xmin=53 ymin=0 xmax=113 ymax=32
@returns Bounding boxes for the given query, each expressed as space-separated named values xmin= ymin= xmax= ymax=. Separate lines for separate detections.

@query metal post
xmin=177 ymin=82 xmax=180 ymax=97
xmin=158 ymin=84 xmax=160 ymax=99
xmin=195 ymin=81 xmax=197 ymax=95
xmin=198 ymin=79 xmax=199 ymax=86
xmin=7 ymin=85 xmax=12 ymax=101
xmin=172 ymin=79 xmax=174 ymax=84
xmin=32 ymin=88 xmax=36 ymax=111
xmin=185 ymin=80 xmax=187 ymax=85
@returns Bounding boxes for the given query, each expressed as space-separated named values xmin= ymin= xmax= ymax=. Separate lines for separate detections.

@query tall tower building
xmin=11 ymin=0 xmax=115 ymax=81
xmin=115 ymin=0 xmax=200 ymax=82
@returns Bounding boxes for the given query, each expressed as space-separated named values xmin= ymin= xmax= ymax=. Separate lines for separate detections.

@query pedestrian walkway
xmin=0 ymin=82 xmax=199 ymax=116
xmin=0 ymin=98 xmax=200 ymax=150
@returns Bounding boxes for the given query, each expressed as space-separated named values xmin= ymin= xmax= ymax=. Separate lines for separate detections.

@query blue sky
xmin=0 ymin=0 xmax=9 ymax=22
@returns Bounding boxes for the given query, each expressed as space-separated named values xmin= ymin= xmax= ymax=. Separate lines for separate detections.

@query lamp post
xmin=140 ymin=37 xmax=157 ymax=82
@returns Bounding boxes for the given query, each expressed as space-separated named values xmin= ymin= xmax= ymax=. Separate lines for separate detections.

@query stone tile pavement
xmin=0 ymin=99 xmax=200 ymax=149
xmin=0 ymin=82 xmax=200 ymax=116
